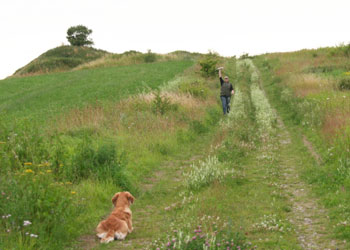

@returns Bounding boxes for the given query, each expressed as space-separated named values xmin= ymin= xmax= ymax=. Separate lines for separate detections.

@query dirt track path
xmin=274 ymin=117 xmax=344 ymax=250
xmin=246 ymin=57 xmax=345 ymax=249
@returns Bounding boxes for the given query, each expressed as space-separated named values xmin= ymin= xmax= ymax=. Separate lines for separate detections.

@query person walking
xmin=218 ymin=67 xmax=234 ymax=115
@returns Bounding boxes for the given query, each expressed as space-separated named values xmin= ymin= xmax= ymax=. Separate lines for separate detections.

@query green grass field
xmin=1 ymin=60 xmax=193 ymax=124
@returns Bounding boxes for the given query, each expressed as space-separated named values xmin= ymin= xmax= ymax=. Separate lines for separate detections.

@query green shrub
xmin=152 ymin=92 xmax=178 ymax=115
xmin=240 ymin=53 xmax=250 ymax=59
xmin=144 ymin=49 xmax=157 ymax=63
xmin=338 ymin=77 xmax=350 ymax=90
xmin=199 ymin=55 xmax=218 ymax=77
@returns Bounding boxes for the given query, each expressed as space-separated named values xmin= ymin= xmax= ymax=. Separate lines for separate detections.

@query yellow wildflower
xmin=59 ymin=164 xmax=64 ymax=167
xmin=46 ymin=170 xmax=52 ymax=173
xmin=345 ymin=72 xmax=350 ymax=76
xmin=71 ymin=191 xmax=76 ymax=195
xmin=25 ymin=169 xmax=34 ymax=174
xmin=24 ymin=162 xmax=32 ymax=166
xmin=65 ymin=182 xmax=72 ymax=185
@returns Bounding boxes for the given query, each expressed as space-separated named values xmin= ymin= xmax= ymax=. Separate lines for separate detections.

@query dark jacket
xmin=220 ymin=77 xmax=234 ymax=97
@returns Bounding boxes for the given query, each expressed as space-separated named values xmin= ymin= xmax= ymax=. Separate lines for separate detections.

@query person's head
xmin=224 ymin=76 xmax=229 ymax=83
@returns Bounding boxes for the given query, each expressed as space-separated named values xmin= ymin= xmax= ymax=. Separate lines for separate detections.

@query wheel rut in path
xmin=274 ymin=116 xmax=343 ymax=250
xmin=245 ymin=57 xmax=344 ymax=249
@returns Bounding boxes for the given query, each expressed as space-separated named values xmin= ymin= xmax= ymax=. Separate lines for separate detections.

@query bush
xmin=144 ymin=49 xmax=157 ymax=63
xmin=338 ymin=77 xmax=350 ymax=90
xmin=199 ymin=55 xmax=218 ymax=77
xmin=152 ymin=92 xmax=178 ymax=115
xmin=240 ymin=53 xmax=250 ymax=59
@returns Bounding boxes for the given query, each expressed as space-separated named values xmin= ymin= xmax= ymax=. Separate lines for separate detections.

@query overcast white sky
xmin=0 ymin=0 xmax=349 ymax=79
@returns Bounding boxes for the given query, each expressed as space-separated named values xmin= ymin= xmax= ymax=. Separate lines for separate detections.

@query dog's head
xmin=112 ymin=191 xmax=135 ymax=207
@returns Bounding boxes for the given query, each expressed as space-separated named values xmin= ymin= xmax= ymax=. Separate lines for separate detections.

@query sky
xmin=0 ymin=0 xmax=349 ymax=79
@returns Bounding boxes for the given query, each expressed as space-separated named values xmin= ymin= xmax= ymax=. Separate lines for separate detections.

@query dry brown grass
xmin=286 ymin=74 xmax=335 ymax=97
xmin=73 ymin=52 xmax=195 ymax=71
xmin=322 ymin=111 xmax=350 ymax=140
xmin=53 ymin=90 xmax=212 ymax=136
xmin=267 ymin=50 xmax=350 ymax=76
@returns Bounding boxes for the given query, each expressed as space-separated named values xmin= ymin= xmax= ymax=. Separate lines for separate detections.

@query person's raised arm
xmin=218 ymin=67 xmax=223 ymax=78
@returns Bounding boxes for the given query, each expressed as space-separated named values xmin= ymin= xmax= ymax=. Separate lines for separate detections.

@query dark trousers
xmin=220 ymin=96 xmax=231 ymax=115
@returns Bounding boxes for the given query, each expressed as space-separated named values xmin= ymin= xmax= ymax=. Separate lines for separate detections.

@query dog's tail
xmin=100 ymin=229 xmax=115 ymax=243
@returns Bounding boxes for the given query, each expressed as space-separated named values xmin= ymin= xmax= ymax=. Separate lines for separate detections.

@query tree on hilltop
xmin=66 ymin=25 xmax=94 ymax=46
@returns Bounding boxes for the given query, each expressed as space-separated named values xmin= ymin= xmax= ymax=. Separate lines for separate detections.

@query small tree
xmin=199 ymin=54 xmax=218 ymax=77
xmin=66 ymin=25 xmax=93 ymax=46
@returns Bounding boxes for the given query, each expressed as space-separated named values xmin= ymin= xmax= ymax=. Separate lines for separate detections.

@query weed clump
xmin=184 ymin=156 xmax=232 ymax=190
xmin=69 ymin=141 xmax=131 ymax=190
xmin=152 ymin=92 xmax=179 ymax=115
xmin=149 ymin=216 xmax=252 ymax=250
xmin=338 ymin=77 xmax=350 ymax=91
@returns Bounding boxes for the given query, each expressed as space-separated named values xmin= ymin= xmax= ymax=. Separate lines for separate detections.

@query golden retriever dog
xmin=96 ymin=191 xmax=135 ymax=243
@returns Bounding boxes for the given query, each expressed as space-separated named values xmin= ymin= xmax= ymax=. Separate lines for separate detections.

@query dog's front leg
xmin=127 ymin=219 xmax=133 ymax=233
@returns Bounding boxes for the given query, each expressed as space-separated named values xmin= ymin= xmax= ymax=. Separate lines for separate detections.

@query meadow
xmin=2 ymin=44 xmax=350 ymax=250
xmin=1 ymin=60 xmax=193 ymax=124
xmin=0 ymin=57 xmax=207 ymax=249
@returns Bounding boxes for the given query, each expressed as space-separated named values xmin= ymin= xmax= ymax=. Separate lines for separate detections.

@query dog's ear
xmin=112 ymin=192 xmax=120 ymax=206
xmin=126 ymin=192 xmax=135 ymax=204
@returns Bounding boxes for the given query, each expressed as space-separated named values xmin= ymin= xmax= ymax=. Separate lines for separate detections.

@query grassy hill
xmin=2 ymin=43 xmax=350 ymax=250
xmin=1 ymin=60 xmax=193 ymax=124
xmin=12 ymin=46 xmax=201 ymax=77
xmin=13 ymin=46 xmax=109 ymax=77
xmin=0 ymin=51 xmax=225 ymax=249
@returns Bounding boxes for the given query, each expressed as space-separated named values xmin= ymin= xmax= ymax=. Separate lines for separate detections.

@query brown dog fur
xmin=96 ymin=191 xmax=135 ymax=243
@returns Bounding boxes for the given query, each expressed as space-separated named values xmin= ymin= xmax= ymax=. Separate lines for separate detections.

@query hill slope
xmin=1 ymin=60 xmax=193 ymax=124
xmin=13 ymin=45 xmax=109 ymax=77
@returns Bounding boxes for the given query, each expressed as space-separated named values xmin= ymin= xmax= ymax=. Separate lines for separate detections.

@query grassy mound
xmin=13 ymin=46 xmax=109 ymax=77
